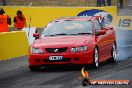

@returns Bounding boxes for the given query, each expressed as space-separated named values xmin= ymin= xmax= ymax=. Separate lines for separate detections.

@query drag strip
xmin=0 ymin=29 xmax=132 ymax=88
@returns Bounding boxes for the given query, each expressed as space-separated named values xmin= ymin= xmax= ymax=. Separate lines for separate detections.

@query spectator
xmin=0 ymin=8 xmax=11 ymax=32
xmin=2 ymin=0 xmax=7 ymax=6
xmin=14 ymin=10 xmax=26 ymax=31
xmin=119 ymin=0 xmax=123 ymax=9
xmin=107 ymin=0 xmax=112 ymax=6
xmin=97 ymin=0 xmax=100 ymax=7
xmin=126 ymin=0 xmax=128 ymax=7
xmin=97 ymin=0 xmax=106 ymax=7
xmin=101 ymin=0 xmax=106 ymax=6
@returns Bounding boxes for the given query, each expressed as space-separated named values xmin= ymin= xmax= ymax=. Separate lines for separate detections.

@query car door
xmin=103 ymin=27 xmax=115 ymax=58
xmin=94 ymin=19 xmax=108 ymax=62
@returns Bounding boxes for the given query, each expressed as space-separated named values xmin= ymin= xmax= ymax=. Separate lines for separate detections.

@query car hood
xmin=32 ymin=35 xmax=93 ymax=48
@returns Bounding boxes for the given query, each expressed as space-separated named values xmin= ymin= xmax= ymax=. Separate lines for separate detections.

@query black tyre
xmin=82 ymin=79 xmax=87 ymax=86
xmin=92 ymin=48 xmax=99 ymax=68
xmin=29 ymin=66 xmax=40 ymax=71
xmin=109 ymin=44 xmax=117 ymax=62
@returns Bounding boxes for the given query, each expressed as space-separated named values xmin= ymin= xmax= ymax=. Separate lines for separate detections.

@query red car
xmin=28 ymin=16 xmax=117 ymax=71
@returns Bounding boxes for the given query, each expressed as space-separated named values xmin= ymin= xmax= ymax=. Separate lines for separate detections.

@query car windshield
xmin=41 ymin=20 xmax=93 ymax=37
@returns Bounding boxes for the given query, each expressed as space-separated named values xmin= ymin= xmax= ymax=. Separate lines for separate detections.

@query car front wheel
xmin=109 ymin=44 xmax=117 ymax=62
xmin=29 ymin=66 xmax=41 ymax=71
xmin=92 ymin=48 xmax=99 ymax=68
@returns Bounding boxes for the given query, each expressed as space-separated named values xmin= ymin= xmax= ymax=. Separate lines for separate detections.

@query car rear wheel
xmin=92 ymin=48 xmax=99 ymax=68
xmin=109 ymin=44 xmax=117 ymax=62
xmin=29 ymin=66 xmax=41 ymax=71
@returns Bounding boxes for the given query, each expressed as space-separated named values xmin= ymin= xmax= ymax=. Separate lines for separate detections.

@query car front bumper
xmin=28 ymin=50 xmax=94 ymax=66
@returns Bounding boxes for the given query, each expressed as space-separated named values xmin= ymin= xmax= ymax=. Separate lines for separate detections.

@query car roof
xmin=54 ymin=16 xmax=100 ymax=22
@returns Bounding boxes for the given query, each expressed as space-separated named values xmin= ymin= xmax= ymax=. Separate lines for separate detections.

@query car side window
xmin=95 ymin=19 xmax=102 ymax=32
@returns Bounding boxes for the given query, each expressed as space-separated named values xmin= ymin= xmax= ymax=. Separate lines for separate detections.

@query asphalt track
xmin=0 ymin=29 xmax=132 ymax=88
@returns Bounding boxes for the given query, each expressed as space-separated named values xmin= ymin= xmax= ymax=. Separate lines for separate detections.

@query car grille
xmin=45 ymin=47 xmax=68 ymax=53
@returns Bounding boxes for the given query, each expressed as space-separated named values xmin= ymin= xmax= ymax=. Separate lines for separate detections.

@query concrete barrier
xmin=0 ymin=6 xmax=131 ymax=30
xmin=0 ymin=31 xmax=29 ymax=60
xmin=0 ymin=6 xmax=117 ymax=28
xmin=115 ymin=16 xmax=132 ymax=30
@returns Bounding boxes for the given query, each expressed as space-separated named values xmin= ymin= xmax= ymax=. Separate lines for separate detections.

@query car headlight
xmin=30 ymin=47 xmax=44 ymax=54
xmin=70 ymin=46 xmax=88 ymax=52
xmin=70 ymin=48 xmax=76 ymax=52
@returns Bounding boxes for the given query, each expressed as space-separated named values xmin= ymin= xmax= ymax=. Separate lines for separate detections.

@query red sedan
xmin=28 ymin=16 xmax=117 ymax=71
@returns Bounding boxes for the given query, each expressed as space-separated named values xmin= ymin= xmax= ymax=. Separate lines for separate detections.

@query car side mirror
xmin=98 ymin=30 xmax=106 ymax=35
xmin=33 ymin=33 xmax=39 ymax=39
xmin=109 ymin=26 xmax=113 ymax=30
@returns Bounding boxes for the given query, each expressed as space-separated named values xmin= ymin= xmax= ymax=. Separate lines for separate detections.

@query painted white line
xmin=119 ymin=45 xmax=132 ymax=48
xmin=128 ymin=5 xmax=132 ymax=6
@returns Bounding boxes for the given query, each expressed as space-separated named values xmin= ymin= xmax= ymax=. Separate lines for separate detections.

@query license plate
xmin=49 ymin=56 xmax=63 ymax=60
